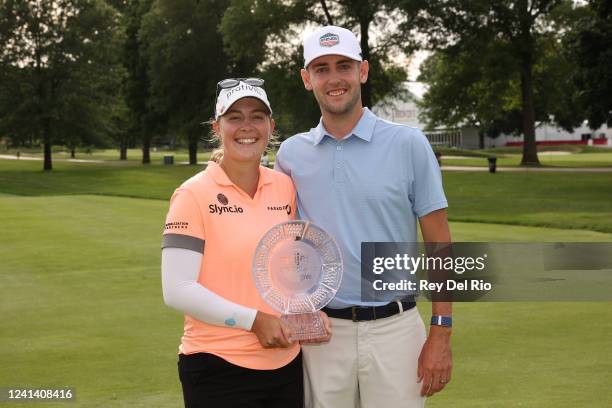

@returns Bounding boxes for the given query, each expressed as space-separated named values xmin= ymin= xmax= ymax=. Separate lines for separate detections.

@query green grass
xmin=483 ymin=144 xmax=611 ymax=154
xmin=448 ymin=220 xmax=612 ymax=242
xmin=430 ymin=144 xmax=612 ymax=168
xmin=1 ymin=195 xmax=611 ymax=407
xmin=443 ymin=171 xmax=612 ymax=233
xmin=4 ymin=145 xmax=611 ymax=168
xmin=4 ymin=160 xmax=611 ymax=234
xmin=423 ymin=302 xmax=612 ymax=407
xmin=433 ymin=147 xmax=495 ymax=158
xmin=0 ymin=159 xmax=199 ymax=200
xmin=441 ymin=152 xmax=612 ymax=168
xmin=1 ymin=158 xmax=611 ymax=407
xmin=0 ymin=195 xmax=178 ymax=407
xmin=441 ymin=156 xmax=517 ymax=167
xmin=1 ymin=147 xmax=213 ymax=164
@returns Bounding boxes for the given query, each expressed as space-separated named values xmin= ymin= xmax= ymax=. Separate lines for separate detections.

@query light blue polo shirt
xmin=275 ymin=108 xmax=448 ymax=308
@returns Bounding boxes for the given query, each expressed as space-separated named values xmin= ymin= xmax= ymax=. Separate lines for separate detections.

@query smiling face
xmin=212 ymin=97 xmax=274 ymax=164
xmin=301 ymin=54 xmax=369 ymax=117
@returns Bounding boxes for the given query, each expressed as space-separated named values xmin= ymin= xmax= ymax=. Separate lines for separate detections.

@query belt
xmin=322 ymin=300 xmax=416 ymax=322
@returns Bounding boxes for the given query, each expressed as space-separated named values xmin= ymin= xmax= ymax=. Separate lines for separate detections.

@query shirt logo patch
xmin=217 ymin=193 xmax=229 ymax=205
xmin=319 ymin=33 xmax=339 ymax=47
xmin=209 ymin=203 xmax=244 ymax=215
xmin=164 ymin=221 xmax=188 ymax=230
xmin=267 ymin=204 xmax=292 ymax=215
xmin=210 ymin=193 xmax=243 ymax=215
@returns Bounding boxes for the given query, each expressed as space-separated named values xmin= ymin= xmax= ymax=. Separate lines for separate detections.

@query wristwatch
xmin=431 ymin=315 xmax=452 ymax=327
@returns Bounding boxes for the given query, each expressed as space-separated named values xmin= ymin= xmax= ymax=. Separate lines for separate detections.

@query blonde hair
xmin=209 ymin=148 xmax=224 ymax=163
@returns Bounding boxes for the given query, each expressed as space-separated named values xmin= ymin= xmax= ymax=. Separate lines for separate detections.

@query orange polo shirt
xmin=162 ymin=161 xmax=299 ymax=370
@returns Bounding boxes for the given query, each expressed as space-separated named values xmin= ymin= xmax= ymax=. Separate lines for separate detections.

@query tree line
xmin=0 ymin=0 xmax=610 ymax=170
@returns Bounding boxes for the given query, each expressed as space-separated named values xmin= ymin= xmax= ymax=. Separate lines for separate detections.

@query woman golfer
xmin=161 ymin=78 xmax=328 ymax=407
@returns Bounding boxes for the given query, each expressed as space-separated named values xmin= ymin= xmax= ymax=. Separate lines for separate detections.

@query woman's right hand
xmin=251 ymin=311 xmax=294 ymax=349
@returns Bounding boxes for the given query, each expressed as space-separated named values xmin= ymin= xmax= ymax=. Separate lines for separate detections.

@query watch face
xmin=253 ymin=221 xmax=343 ymax=314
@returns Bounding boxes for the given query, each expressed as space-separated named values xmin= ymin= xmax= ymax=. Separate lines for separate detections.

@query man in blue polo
xmin=275 ymin=26 xmax=453 ymax=407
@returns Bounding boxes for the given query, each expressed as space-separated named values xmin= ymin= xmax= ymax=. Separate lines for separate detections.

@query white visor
xmin=215 ymin=82 xmax=272 ymax=120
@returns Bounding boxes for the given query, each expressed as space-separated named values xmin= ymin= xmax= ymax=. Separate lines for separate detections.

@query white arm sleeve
xmin=161 ymin=247 xmax=258 ymax=331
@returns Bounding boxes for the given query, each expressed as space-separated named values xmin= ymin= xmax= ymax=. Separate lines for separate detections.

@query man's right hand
xmin=251 ymin=311 xmax=294 ymax=348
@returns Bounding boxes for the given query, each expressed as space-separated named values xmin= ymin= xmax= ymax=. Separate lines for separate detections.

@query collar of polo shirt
xmin=313 ymin=108 xmax=377 ymax=145
xmin=206 ymin=161 xmax=274 ymax=187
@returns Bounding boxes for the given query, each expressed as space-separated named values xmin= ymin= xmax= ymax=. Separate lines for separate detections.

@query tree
xmin=418 ymin=5 xmax=586 ymax=141
xmin=570 ymin=0 xmax=612 ymax=129
xmin=140 ymin=0 xmax=232 ymax=165
xmin=121 ymin=0 xmax=156 ymax=163
xmin=0 ymin=65 xmax=39 ymax=148
xmin=418 ymin=43 xmax=520 ymax=138
xmin=220 ymin=0 xmax=420 ymax=137
xmin=105 ymin=0 xmax=137 ymax=162
xmin=414 ymin=0 xmax=580 ymax=165
xmin=0 ymin=0 xmax=124 ymax=170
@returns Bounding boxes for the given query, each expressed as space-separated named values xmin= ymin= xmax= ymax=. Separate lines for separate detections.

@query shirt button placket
xmin=334 ymin=142 xmax=344 ymax=185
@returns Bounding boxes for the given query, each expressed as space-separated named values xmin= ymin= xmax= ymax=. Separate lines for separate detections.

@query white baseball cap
xmin=215 ymin=80 xmax=272 ymax=120
xmin=303 ymin=25 xmax=362 ymax=68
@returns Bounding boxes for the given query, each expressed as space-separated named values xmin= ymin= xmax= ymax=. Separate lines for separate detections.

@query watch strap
xmin=431 ymin=315 xmax=452 ymax=327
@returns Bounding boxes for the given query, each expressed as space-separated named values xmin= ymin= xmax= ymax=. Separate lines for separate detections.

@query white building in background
xmin=374 ymin=81 xmax=611 ymax=149
xmin=372 ymin=82 xmax=482 ymax=149
xmin=372 ymin=82 xmax=428 ymax=129
xmin=484 ymin=121 xmax=612 ymax=148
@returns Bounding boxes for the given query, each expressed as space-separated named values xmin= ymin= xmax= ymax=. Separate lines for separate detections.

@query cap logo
xmin=225 ymin=83 xmax=264 ymax=100
xmin=319 ymin=33 xmax=339 ymax=47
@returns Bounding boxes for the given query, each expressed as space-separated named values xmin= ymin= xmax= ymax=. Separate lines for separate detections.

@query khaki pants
xmin=302 ymin=306 xmax=427 ymax=408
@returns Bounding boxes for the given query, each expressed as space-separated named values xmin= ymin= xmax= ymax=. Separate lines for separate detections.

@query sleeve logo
xmin=164 ymin=221 xmax=189 ymax=230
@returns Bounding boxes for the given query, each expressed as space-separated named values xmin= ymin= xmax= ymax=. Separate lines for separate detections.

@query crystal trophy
xmin=253 ymin=221 xmax=343 ymax=341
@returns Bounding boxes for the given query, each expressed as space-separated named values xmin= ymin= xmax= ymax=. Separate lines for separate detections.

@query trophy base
xmin=281 ymin=312 xmax=327 ymax=341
